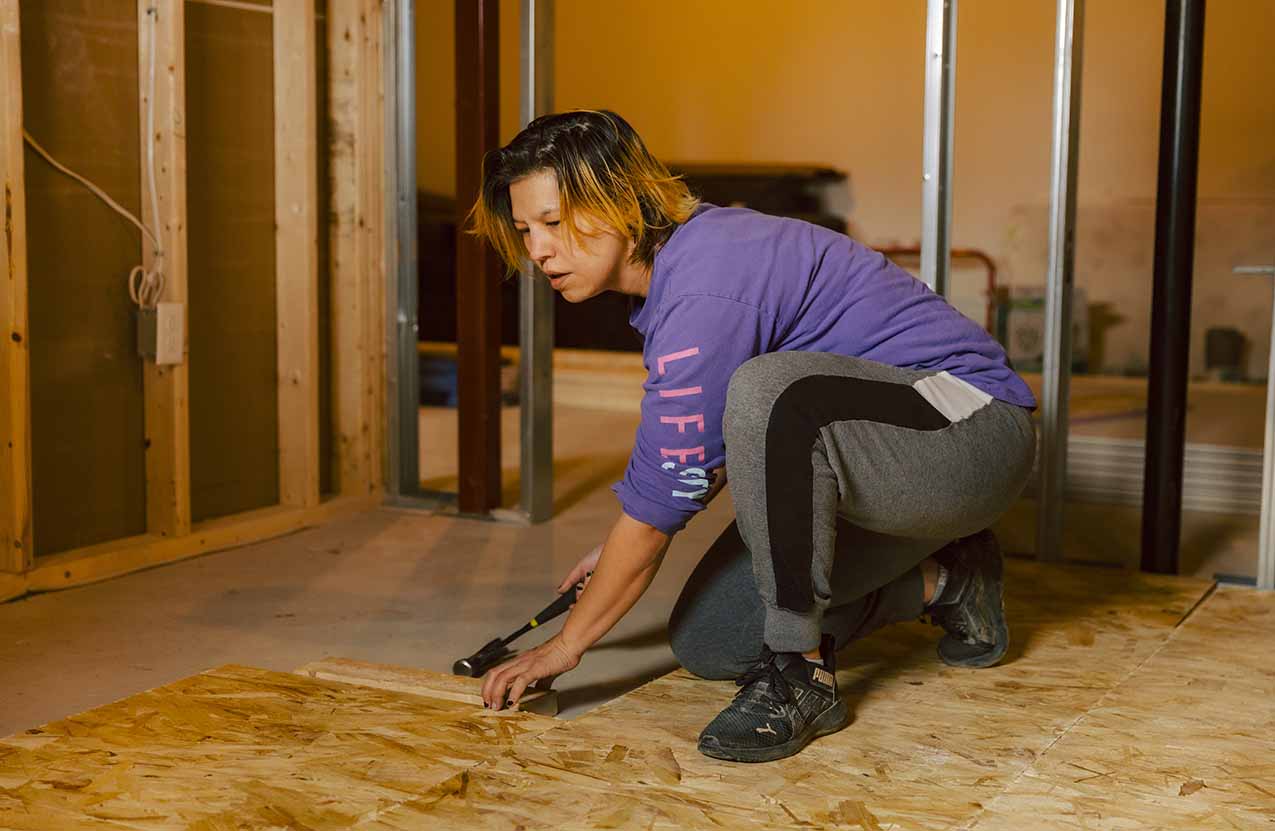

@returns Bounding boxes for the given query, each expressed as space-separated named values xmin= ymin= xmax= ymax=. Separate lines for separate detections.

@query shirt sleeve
xmin=612 ymin=294 xmax=775 ymax=534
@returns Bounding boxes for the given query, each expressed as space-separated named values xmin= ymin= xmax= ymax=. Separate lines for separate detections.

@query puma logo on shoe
xmin=697 ymin=636 xmax=850 ymax=762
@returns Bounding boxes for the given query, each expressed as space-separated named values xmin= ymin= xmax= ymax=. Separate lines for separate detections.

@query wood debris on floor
xmin=2 ymin=560 xmax=1273 ymax=829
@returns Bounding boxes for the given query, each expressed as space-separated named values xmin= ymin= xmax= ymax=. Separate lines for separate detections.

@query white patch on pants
xmin=912 ymin=371 xmax=994 ymax=424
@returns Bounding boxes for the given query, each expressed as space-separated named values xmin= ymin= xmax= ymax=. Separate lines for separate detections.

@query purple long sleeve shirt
xmin=612 ymin=205 xmax=1036 ymax=535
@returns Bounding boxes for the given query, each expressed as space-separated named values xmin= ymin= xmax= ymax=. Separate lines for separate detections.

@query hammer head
xmin=452 ymin=638 xmax=511 ymax=677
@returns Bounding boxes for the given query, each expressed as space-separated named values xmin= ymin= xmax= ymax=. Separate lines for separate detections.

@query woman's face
xmin=509 ymin=170 xmax=636 ymax=303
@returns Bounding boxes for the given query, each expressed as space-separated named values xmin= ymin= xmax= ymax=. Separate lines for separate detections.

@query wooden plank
xmin=0 ymin=0 xmax=31 ymax=573
xmin=0 ymin=570 xmax=24 ymax=603
xmin=295 ymin=657 xmax=558 ymax=715
xmin=455 ymin=0 xmax=502 ymax=513
xmin=274 ymin=0 xmax=321 ymax=509
xmin=362 ymin=0 xmax=388 ymax=494
xmin=0 ymin=664 xmax=561 ymax=827
xmin=139 ymin=0 xmax=191 ymax=539
xmin=327 ymin=1 xmax=375 ymax=500
xmin=23 ymin=493 xmax=376 ymax=594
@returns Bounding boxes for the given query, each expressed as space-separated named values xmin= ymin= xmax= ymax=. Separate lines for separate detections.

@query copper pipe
xmin=877 ymin=246 xmax=998 ymax=332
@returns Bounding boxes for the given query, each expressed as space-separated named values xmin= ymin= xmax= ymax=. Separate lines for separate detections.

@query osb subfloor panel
xmin=971 ymin=585 xmax=1275 ymax=830
xmin=356 ymin=562 xmax=1271 ymax=830
xmin=0 ymin=666 xmax=559 ymax=829
xmin=4 ymin=564 xmax=1272 ymax=829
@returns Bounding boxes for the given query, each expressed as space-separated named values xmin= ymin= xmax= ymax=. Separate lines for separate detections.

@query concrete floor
xmin=0 ymin=404 xmax=736 ymax=735
xmin=0 ymin=398 xmax=1261 ymax=737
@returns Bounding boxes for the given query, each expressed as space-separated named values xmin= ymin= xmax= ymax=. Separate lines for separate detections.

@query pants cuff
xmin=763 ymin=605 xmax=823 ymax=653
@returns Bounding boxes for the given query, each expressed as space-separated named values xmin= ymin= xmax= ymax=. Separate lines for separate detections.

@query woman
xmin=472 ymin=110 xmax=1036 ymax=764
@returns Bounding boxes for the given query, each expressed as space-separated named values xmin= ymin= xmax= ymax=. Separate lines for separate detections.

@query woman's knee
xmin=667 ymin=611 xmax=747 ymax=681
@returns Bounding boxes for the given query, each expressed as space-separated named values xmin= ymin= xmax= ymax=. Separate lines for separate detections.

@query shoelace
xmin=734 ymin=649 xmax=793 ymax=704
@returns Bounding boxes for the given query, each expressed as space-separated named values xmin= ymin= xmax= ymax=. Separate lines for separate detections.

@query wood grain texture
xmin=297 ymin=657 xmax=558 ymax=715
xmin=140 ymin=0 xmax=192 ymax=539
xmin=22 ymin=493 xmax=377 ymax=595
xmin=274 ymin=0 xmax=321 ymax=510
xmin=5 ymin=563 xmax=1268 ymax=829
xmin=361 ymin=0 xmax=388 ymax=494
xmin=454 ymin=0 xmax=503 ymax=513
xmin=327 ymin=0 xmax=379 ymax=500
xmin=0 ymin=0 xmax=31 ymax=573
xmin=364 ymin=560 xmax=1221 ymax=830
xmin=969 ymin=585 xmax=1275 ymax=830
xmin=0 ymin=665 xmax=558 ymax=829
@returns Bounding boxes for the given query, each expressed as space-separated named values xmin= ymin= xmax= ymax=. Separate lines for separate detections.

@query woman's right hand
xmin=556 ymin=543 xmax=602 ymax=597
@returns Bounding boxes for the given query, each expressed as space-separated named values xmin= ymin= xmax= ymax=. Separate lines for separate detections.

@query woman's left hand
xmin=480 ymin=634 xmax=581 ymax=710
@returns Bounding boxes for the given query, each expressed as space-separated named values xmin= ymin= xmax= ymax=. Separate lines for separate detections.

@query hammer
xmin=452 ymin=578 xmax=587 ymax=677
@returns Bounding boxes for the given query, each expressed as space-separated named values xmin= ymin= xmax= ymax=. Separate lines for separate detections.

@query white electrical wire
xmin=20 ymin=5 xmax=165 ymax=309
xmin=135 ymin=4 xmax=165 ymax=309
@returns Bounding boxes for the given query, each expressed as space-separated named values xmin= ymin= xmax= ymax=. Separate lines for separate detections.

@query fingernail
xmin=506 ymin=699 xmax=514 ymax=707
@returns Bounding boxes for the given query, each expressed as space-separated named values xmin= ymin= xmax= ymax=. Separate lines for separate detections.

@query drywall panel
xmin=185 ymin=2 xmax=279 ymax=521
xmin=20 ymin=0 xmax=147 ymax=556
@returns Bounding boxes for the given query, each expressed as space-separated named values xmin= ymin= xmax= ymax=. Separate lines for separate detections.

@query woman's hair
xmin=468 ymin=110 xmax=699 ymax=272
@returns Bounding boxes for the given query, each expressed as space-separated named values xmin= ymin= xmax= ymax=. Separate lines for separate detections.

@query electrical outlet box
xmin=136 ymin=303 xmax=185 ymax=365
xmin=155 ymin=302 xmax=184 ymax=365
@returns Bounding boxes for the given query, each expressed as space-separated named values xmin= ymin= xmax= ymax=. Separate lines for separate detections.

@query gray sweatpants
xmin=668 ymin=352 xmax=1036 ymax=676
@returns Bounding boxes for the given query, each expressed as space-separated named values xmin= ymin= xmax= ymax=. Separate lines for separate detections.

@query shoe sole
xmin=697 ymin=698 xmax=851 ymax=764
xmin=939 ymin=613 xmax=1009 ymax=668
xmin=939 ymin=569 xmax=1009 ymax=668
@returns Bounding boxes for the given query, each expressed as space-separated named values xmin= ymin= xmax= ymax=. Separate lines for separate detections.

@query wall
xmin=21 ymin=0 xmax=148 ymax=555
xmin=418 ymin=0 xmax=1275 ymax=377
xmin=415 ymin=0 xmax=521 ymax=201
xmin=20 ymin=0 xmax=336 ymax=551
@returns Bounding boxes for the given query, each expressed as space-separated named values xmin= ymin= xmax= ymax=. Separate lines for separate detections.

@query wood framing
xmin=363 ymin=0 xmax=388 ymax=494
xmin=0 ymin=0 xmax=388 ymax=603
xmin=0 ymin=0 xmax=33 ymax=573
xmin=274 ymin=0 xmax=321 ymax=509
xmin=23 ymin=493 xmax=377 ymax=596
xmin=455 ymin=0 xmax=503 ymax=513
xmin=327 ymin=0 xmax=383 ymax=500
xmin=140 ymin=0 xmax=192 ymax=538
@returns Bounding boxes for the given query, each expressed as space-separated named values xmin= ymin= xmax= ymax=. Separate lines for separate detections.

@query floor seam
xmin=954 ymin=581 xmax=1218 ymax=831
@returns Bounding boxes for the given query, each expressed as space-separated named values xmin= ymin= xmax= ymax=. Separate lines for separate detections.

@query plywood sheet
xmin=363 ymin=560 xmax=1214 ymax=830
xmin=2 ymin=563 xmax=1251 ymax=830
xmin=0 ymin=664 xmax=559 ymax=829
xmin=21 ymin=0 xmax=147 ymax=556
xmin=969 ymin=585 xmax=1275 ymax=830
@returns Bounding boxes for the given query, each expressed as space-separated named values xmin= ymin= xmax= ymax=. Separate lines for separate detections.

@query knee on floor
xmin=668 ymin=616 xmax=751 ymax=681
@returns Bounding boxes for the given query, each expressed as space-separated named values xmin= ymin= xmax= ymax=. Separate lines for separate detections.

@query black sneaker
xmin=927 ymin=529 xmax=1010 ymax=668
xmin=697 ymin=634 xmax=850 ymax=763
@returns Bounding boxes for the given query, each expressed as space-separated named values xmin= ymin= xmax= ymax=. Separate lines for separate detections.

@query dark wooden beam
xmin=1141 ymin=0 xmax=1206 ymax=574
xmin=455 ymin=0 xmax=502 ymax=513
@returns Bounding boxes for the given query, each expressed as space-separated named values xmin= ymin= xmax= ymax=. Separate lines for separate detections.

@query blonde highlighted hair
xmin=468 ymin=110 xmax=699 ymax=272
